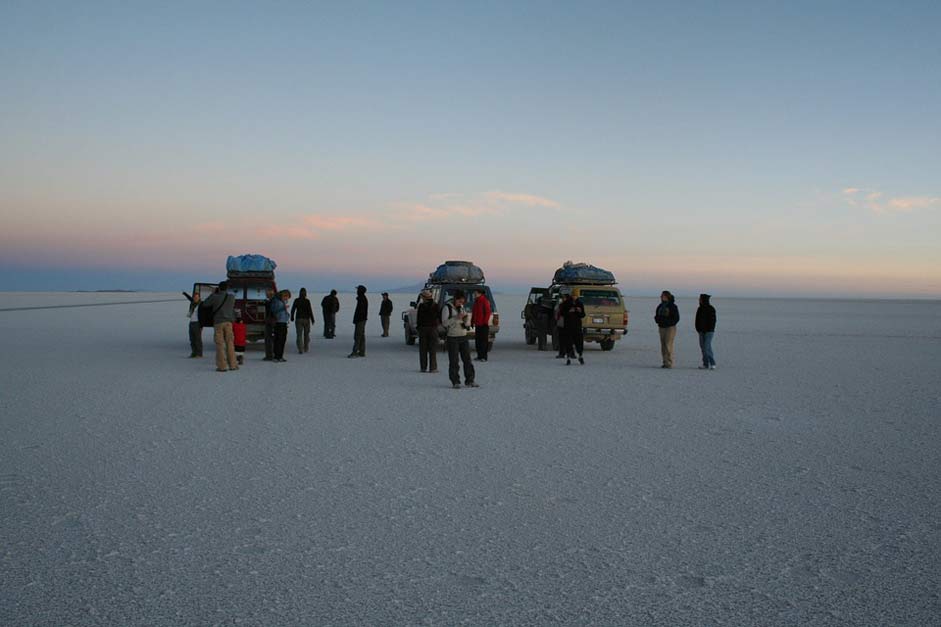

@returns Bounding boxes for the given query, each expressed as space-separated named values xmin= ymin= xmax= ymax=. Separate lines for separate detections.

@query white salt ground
xmin=1 ymin=292 xmax=939 ymax=626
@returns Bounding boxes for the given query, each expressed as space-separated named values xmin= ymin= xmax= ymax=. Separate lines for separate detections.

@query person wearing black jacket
xmin=415 ymin=290 xmax=440 ymax=373
xmin=349 ymin=285 xmax=368 ymax=358
xmin=379 ymin=292 xmax=394 ymax=337
xmin=263 ymin=287 xmax=277 ymax=361
xmin=290 ymin=287 xmax=315 ymax=354
xmin=321 ymin=290 xmax=339 ymax=338
xmin=654 ymin=290 xmax=680 ymax=368
xmin=559 ymin=290 xmax=586 ymax=365
xmin=695 ymin=293 xmax=717 ymax=370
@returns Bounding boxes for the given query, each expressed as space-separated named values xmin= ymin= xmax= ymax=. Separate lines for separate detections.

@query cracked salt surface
xmin=1 ymin=293 xmax=939 ymax=625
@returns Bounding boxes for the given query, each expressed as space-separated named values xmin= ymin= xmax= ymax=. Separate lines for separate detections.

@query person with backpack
xmin=321 ymin=290 xmax=339 ymax=339
xmin=379 ymin=292 xmax=394 ymax=337
xmin=441 ymin=290 xmax=478 ymax=389
xmin=655 ymin=290 xmax=680 ymax=368
xmin=186 ymin=291 xmax=203 ymax=358
xmin=471 ymin=288 xmax=492 ymax=361
xmin=291 ymin=287 xmax=315 ymax=354
xmin=263 ymin=287 xmax=277 ymax=361
xmin=416 ymin=290 xmax=440 ymax=373
xmin=349 ymin=285 xmax=368 ymax=358
xmin=271 ymin=289 xmax=291 ymax=362
xmin=559 ymin=288 xmax=586 ymax=365
xmin=201 ymin=282 xmax=238 ymax=372
xmin=695 ymin=293 xmax=717 ymax=370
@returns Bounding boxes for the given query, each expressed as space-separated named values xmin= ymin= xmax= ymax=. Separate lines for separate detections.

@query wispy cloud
xmin=397 ymin=191 xmax=561 ymax=222
xmin=842 ymin=187 xmax=941 ymax=214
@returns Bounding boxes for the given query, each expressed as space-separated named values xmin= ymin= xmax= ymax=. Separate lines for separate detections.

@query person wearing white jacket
xmin=440 ymin=290 xmax=478 ymax=389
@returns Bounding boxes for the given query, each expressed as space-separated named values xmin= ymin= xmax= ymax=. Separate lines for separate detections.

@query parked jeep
xmin=522 ymin=262 xmax=629 ymax=351
xmin=189 ymin=255 xmax=278 ymax=342
xmin=402 ymin=261 xmax=500 ymax=349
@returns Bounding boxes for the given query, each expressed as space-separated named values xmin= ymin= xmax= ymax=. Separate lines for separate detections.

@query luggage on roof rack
xmin=552 ymin=261 xmax=616 ymax=285
xmin=428 ymin=260 xmax=485 ymax=284
xmin=226 ymin=254 xmax=277 ymax=278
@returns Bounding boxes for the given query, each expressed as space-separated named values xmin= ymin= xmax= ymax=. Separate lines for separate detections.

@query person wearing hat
xmin=349 ymin=285 xmax=368 ymax=358
xmin=416 ymin=289 xmax=440 ymax=373
xmin=695 ymin=293 xmax=717 ymax=370
xmin=321 ymin=289 xmax=339 ymax=338
xmin=379 ymin=292 xmax=394 ymax=337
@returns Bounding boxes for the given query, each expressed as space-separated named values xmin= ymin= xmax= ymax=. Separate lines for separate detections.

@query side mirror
xmin=409 ymin=301 xmax=417 ymax=308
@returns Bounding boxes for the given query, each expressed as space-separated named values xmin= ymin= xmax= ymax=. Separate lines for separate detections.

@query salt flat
xmin=1 ymin=292 xmax=939 ymax=626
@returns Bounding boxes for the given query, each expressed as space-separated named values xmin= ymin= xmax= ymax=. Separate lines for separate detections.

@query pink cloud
xmin=842 ymin=187 xmax=940 ymax=214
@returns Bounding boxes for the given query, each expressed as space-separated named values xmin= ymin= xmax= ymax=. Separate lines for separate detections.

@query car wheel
xmin=600 ymin=338 xmax=614 ymax=351
xmin=405 ymin=324 xmax=415 ymax=345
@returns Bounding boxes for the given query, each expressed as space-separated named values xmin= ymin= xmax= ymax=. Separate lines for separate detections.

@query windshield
xmin=442 ymin=286 xmax=494 ymax=310
xmin=579 ymin=289 xmax=622 ymax=307
xmin=245 ymin=285 xmax=270 ymax=301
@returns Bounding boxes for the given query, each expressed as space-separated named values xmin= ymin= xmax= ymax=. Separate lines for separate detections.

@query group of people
xmin=188 ymin=286 xmax=718 ymax=379
xmin=655 ymin=291 xmax=718 ymax=370
xmin=412 ymin=287 xmax=491 ymax=388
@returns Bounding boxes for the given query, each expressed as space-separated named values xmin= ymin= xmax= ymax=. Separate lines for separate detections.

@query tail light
xmin=492 ymin=313 xmax=500 ymax=327
xmin=623 ymin=311 xmax=629 ymax=326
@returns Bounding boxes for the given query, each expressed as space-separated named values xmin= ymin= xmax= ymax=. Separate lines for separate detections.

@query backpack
xmin=198 ymin=294 xmax=228 ymax=327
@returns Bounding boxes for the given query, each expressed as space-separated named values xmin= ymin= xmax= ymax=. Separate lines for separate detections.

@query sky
xmin=1 ymin=1 xmax=939 ymax=297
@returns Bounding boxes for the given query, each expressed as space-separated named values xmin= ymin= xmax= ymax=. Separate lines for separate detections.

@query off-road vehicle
xmin=522 ymin=262 xmax=628 ymax=351
xmin=402 ymin=261 xmax=500 ymax=349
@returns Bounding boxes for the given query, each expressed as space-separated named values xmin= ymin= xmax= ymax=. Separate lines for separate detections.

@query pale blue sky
xmin=1 ymin=1 xmax=939 ymax=296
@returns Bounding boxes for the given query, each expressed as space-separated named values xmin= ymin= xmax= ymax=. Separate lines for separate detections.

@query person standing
xmin=349 ymin=285 xmax=368 ymax=358
xmin=263 ymin=286 xmax=277 ymax=361
xmin=233 ymin=315 xmax=247 ymax=365
xmin=416 ymin=289 xmax=440 ymax=373
xmin=655 ymin=290 xmax=680 ymax=368
xmin=202 ymin=282 xmax=238 ymax=372
xmin=559 ymin=289 xmax=586 ymax=365
xmin=271 ymin=289 xmax=291 ymax=362
xmin=471 ymin=288 xmax=492 ymax=361
xmin=321 ymin=290 xmax=339 ymax=338
xmin=695 ymin=293 xmax=717 ymax=370
xmin=291 ymin=287 xmax=315 ymax=354
xmin=379 ymin=292 xmax=393 ymax=337
xmin=441 ymin=290 xmax=478 ymax=389
xmin=186 ymin=291 xmax=203 ymax=358
xmin=554 ymin=299 xmax=566 ymax=359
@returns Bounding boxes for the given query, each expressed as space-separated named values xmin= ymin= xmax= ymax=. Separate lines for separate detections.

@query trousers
xmin=659 ymin=326 xmax=677 ymax=368
xmin=418 ymin=327 xmax=439 ymax=372
xmin=447 ymin=336 xmax=475 ymax=385
xmin=295 ymin=318 xmax=311 ymax=352
xmin=189 ymin=320 xmax=203 ymax=356
xmin=213 ymin=322 xmax=237 ymax=370
xmin=352 ymin=321 xmax=366 ymax=356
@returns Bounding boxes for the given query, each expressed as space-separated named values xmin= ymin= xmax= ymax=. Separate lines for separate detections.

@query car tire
xmin=600 ymin=338 xmax=615 ymax=351
xmin=405 ymin=324 xmax=416 ymax=345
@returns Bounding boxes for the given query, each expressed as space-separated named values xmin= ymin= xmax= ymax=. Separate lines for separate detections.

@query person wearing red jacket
xmin=471 ymin=288 xmax=492 ymax=361
xmin=232 ymin=316 xmax=247 ymax=365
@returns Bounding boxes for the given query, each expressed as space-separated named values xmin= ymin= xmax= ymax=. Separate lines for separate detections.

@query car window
xmin=442 ymin=287 xmax=494 ymax=309
xmin=579 ymin=289 xmax=622 ymax=307
xmin=245 ymin=285 xmax=269 ymax=300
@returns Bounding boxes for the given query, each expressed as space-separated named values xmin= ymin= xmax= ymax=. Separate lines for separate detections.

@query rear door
xmin=192 ymin=282 xmax=218 ymax=301
xmin=577 ymin=287 xmax=625 ymax=328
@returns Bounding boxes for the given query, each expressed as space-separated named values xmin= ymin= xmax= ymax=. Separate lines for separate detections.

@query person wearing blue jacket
xmin=271 ymin=289 xmax=291 ymax=362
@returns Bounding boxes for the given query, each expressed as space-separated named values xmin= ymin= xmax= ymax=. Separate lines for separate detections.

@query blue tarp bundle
xmin=429 ymin=260 xmax=485 ymax=284
xmin=553 ymin=261 xmax=616 ymax=285
xmin=226 ymin=254 xmax=277 ymax=274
